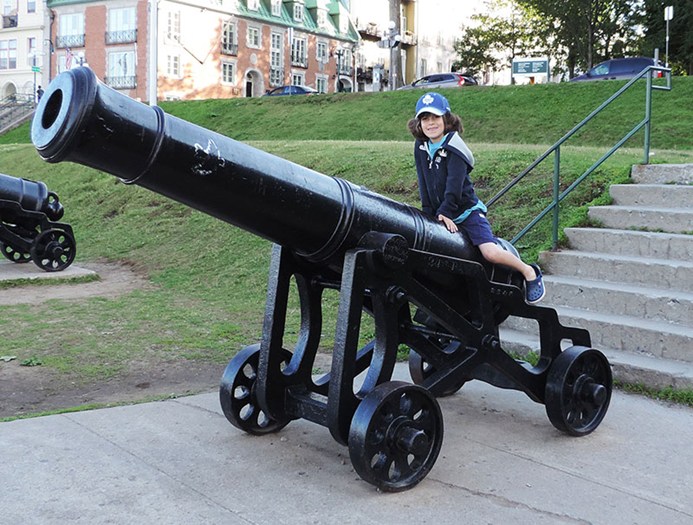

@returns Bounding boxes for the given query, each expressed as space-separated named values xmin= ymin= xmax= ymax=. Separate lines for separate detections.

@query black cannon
xmin=0 ymin=172 xmax=76 ymax=271
xmin=32 ymin=68 xmax=612 ymax=491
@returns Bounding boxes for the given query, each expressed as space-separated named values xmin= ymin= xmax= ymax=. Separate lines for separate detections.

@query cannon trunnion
xmin=32 ymin=68 xmax=612 ymax=491
xmin=0 ymin=172 xmax=76 ymax=271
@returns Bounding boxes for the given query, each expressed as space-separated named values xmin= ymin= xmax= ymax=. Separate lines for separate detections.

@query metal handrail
xmin=487 ymin=65 xmax=672 ymax=249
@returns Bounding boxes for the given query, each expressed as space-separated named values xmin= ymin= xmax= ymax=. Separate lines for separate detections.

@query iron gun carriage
xmin=0 ymin=172 xmax=76 ymax=271
xmin=32 ymin=67 xmax=612 ymax=491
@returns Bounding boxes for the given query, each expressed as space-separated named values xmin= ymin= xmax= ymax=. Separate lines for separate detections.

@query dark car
xmin=263 ymin=85 xmax=319 ymax=96
xmin=398 ymin=72 xmax=478 ymax=90
xmin=570 ymin=57 xmax=662 ymax=82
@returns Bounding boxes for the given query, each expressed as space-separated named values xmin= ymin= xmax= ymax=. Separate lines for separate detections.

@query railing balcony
xmin=2 ymin=14 xmax=18 ymax=28
xmin=105 ymin=29 xmax=137 ymax=45
xmin=56 ymin=34 xmax=85 ymax=49
xmin=221 ymin=43 xmax=238 ymax=56
xmin=291 ymin=56 xmax=307 ymax=68
xmin=104 ymin=75 xmax=136 ymax=89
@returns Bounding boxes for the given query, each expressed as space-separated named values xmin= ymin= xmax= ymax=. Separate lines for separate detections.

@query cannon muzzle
xmin=32 ymin=67 xmax=488 ymax=269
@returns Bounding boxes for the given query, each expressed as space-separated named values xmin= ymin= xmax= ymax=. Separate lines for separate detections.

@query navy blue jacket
xmin=414 ymin=132 xmax=478 ymax=220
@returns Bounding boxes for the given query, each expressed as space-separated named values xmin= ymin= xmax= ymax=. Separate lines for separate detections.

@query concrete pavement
xmin=1 ymin=365 xmax=692 ymax=525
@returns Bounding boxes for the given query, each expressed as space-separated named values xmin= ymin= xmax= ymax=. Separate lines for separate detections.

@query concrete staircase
xmin=500 ymin=164 xmax=693 ymax=390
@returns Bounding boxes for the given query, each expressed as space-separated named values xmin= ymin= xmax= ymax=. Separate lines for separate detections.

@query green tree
xmin=640 ymin=0 xmax=692 ymax=75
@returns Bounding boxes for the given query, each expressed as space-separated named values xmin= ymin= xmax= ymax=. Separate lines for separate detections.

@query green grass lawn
xmin=0 ymin=76 xmax=691 ymax=411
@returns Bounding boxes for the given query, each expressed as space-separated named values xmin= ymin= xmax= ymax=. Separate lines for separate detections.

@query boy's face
xmin=419 ymin=113 xmax=445 ymax=143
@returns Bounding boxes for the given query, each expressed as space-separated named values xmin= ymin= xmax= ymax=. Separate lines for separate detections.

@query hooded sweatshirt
xmin=414 ymin=131 xmax=479 ymax=221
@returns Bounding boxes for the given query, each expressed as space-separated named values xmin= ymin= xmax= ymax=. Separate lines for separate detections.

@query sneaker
xmin=525 ymin=264 xmax=545 ymax=304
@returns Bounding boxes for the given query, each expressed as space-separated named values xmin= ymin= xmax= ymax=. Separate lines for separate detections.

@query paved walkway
xmin=1 ymin=366 xmax=691 ymax=525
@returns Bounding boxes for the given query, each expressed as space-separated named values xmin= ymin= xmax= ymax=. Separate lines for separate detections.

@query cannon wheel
xmin=219 ymin=344 xmax=292 ymax=435
xmin=30 ymin=228 xmax=76 ymax=272
xmin=545 ymin=346 xmax=612 ymax=436
xmin=408 ymin=350 xmax=466 ymax=397
xmin=348 ymin=381 xmax=444 ymax=492
xmin=0 ymin=242 xmax=32 ymax=263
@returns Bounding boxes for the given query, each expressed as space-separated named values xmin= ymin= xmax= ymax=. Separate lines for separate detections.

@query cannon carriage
xmin=32 ymin=68 xmax=612 ymax=491
xmin=0 ymin=172 xmax=76 ymax=271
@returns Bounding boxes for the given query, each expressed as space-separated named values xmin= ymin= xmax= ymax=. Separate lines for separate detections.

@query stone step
xmin=610 ymin=184 xmax=693 ymax=208
xmin=564 ymin=228 xmax=693 ymax=261
xmin=539 ymin=250 xmax=693 ymax=292
xmin=502 ymin=306 xmax=693 ymax=363
xmin=498 ymin=327 xmax=693 ymax=390
xmin=588 ymin=205 xmax=693 ymax=234
xmin=631 ymin=163 xmax=693 ymax=184
xmin=543 ymin=275 xmax=693 ymax=325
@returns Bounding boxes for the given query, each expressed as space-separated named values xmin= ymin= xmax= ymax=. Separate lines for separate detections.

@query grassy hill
xmin=0 ymin=76 xmax=691 ymax=413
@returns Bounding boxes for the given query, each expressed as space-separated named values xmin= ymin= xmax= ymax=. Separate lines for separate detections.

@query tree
xmin=515 ymin=0 xmax=645 ymax=76
xmin=640 ymin=0 xmax=692 ymax=75
xmin=453 ymin=0 xmax=555 ymax=83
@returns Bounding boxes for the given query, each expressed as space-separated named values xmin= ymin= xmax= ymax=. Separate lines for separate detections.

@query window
xmin=221 ymin=61 xmax=236 ymax=84
xmin=221 ymin=20 xmax=237 ymax=55
xmin=248 ymin=0 xmax=259 ymax=10
xmin=316 ymin=75 xmax=327 ymax=93
xmin=27 ymin=36 xmax=36 ymax=66
xmin=270 ymin=32 xmax=283 ymax=86
xmin=291 ymin=36 xmax=306 ymax=67
xmin=167 ymin=11 xmax=180 ymax=41
xmin=57 ymin=13 xmax=85 ymax=48
xmin=107 ymin=7 xmax=137 ymax=44
xmin=167 ymin=54 xmax=180 ymax=77
xmin=293 ymin=3 xmax=302 ymax=22
xmin=247 ymin=26 xmax=260 ymax=48
xmin=0 ymin=39 xmax=17 ymax=70
xmin=2 ymin=0 xmax=16 ymax=15
xmin=316 ymin=41 xmax=327 ymax=63
xmin=271 ymin=0 xmax=281 ymax=16
xmin=291 ymin=72 xmax=305 ymax=86
xmin=27 ymin=0 xmax=35 ymax=13
xmin=338 ymin=49 xmax=352 ymax=74
xmin=317 ymin=9 xmax=327 ymax=27
xmin=106 ymin=50 xmax=136 ymax=88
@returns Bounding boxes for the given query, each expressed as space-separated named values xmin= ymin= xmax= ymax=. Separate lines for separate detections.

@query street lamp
xmin=381 ymin=20 xmax=401 ymax=90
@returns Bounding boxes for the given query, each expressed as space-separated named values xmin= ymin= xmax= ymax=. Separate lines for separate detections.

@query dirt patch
xmin=0 ymin=262 xmax=224 ymax=419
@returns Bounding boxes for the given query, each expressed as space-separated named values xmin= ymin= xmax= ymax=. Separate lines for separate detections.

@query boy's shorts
xmin=458 ymin=210 xmax=497 ymax=246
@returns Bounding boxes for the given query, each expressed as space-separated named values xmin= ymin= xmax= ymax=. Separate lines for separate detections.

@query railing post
xmin=552 ymin=146 xmax=561 ymax=250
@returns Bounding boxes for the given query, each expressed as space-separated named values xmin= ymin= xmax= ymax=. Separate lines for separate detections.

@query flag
xmin=65 ymin=47 xmax=73 ymax=70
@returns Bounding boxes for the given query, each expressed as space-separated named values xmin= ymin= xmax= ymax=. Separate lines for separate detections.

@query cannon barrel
xmin=32 ymin=67 xmax=487 ymax=269
xmin=0 ymin=172 xmax=64 ymax=221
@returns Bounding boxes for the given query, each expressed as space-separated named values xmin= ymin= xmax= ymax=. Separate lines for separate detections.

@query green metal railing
xmin=487 ymin=65 xmax=672 ymax=249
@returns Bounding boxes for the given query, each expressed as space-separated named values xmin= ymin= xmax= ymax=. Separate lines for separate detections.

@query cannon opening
xmin=41 ymin=89 xmax=63 ymax=131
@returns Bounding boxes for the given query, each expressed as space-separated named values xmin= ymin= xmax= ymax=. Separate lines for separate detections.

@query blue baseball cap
xmin=415 ymin=92 xmax=451 ymax=118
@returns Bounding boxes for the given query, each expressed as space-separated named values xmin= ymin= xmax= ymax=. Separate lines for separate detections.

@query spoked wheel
xmin=408 ymin=350 xmax=466 ymax=397
xmin=0 ymin=242 xmax=31 ymax=263
xmin=30 ymin=228 xmax=76 ymax=272
xmin=219 ymin=344 xmax=292 ymax=435
xmin=348 ymin=381 xmax=444 ymax=492
xmin=545 ymin=346 xmax=612 ymax=436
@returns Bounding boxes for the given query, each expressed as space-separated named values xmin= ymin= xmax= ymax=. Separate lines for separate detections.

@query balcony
xmin=221 ymin=43 xmax=238 ymax=56
xmin=56 ymin=34 xmax=85 ymax=48
xmin=291 ymin=56 xmax=307 ymax=68
xmin=2 ymin=14 xmax=18 ymax=28
xmin=338 ymin=66 xmax=354 ymax=76
xmin=104 ymin=75 xmax=136 ymax=89
xmin=105 ymin=29 xmax=137 ymax=45
xmin=356 ymin=22 xmax=381 ymax=42
xmin=400 ymin=30 xmax=417 ymax=46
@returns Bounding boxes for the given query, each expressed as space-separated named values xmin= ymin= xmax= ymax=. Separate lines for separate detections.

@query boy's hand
xmin=437 ymin=214 xmax=458 ymax=233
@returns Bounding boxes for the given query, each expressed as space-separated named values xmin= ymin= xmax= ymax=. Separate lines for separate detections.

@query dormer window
xmin=317 ymin=9 xmax=327 ymax=28
xmin=293 ymin=3 xmax=303 ymax=22
xmin=248 ymin=0 xmax=259 ymax=11
xmin=271 ymin=0 xmax=281 ymax=16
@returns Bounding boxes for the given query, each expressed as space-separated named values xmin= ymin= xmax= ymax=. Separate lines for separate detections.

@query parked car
xmin=398 ymin=72 xmax=478 ymax=90
xmin=570 ymin=57 xmax=663 ymax=82
xmin=263 ymin=85 xmax=319 ymax=96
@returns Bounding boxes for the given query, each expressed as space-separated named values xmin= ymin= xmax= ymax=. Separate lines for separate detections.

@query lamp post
xmin=382 ymin=20 xmax=401 ymax=91
xmin=335 ymin=49 xmax=344 ymax=92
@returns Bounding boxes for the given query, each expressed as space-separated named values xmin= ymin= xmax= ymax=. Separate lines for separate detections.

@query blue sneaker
xmin=525 ymin=264 xmax=545 ymax=304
